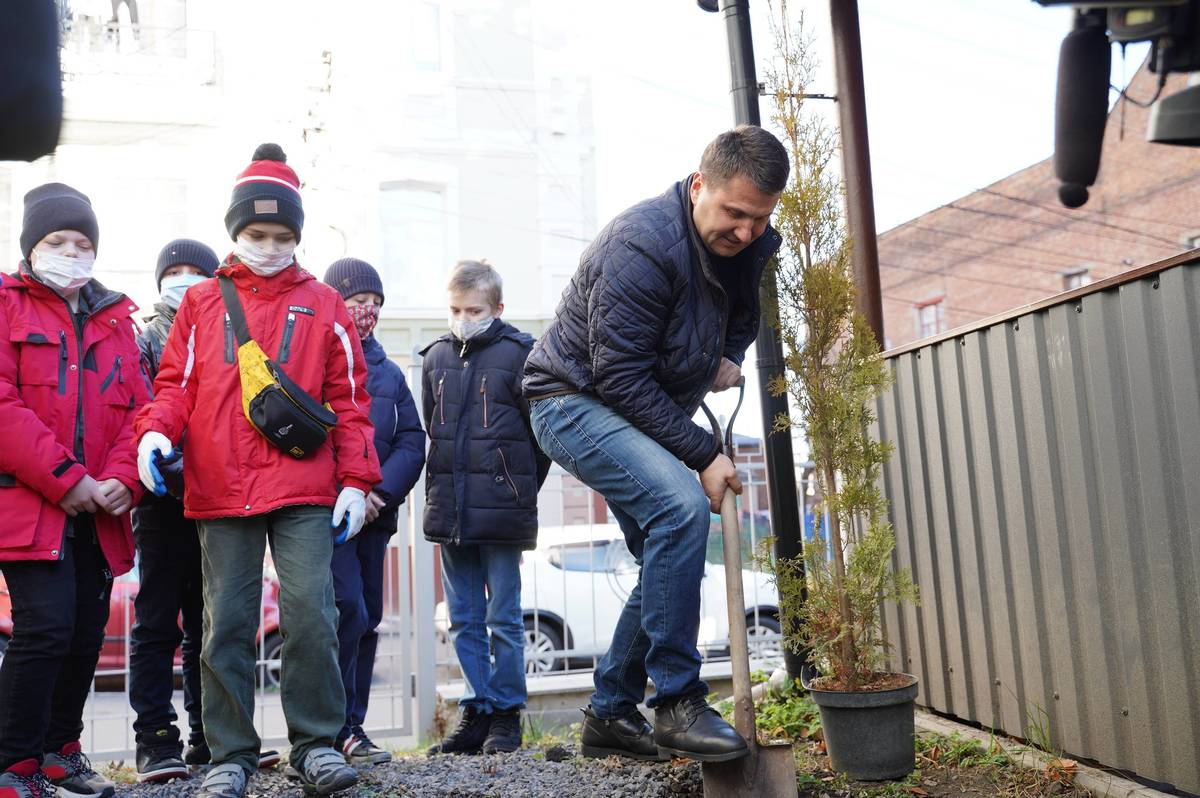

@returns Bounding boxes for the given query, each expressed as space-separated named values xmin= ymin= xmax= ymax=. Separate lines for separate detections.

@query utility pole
xmin=829 ymin=0 xmax=885 ymax=346
xmin=704 ymin=0 xmax=807 ymax=682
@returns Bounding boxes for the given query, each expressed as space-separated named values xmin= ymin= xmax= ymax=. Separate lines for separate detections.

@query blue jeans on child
xmin=440 ymin=543 xmax=526 ymax=713
xmin=529 ymin=393 xmax=711 ymax=719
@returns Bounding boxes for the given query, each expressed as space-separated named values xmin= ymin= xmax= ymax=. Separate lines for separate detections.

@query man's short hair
xmin=699 ymin=124 xmax=790 ymax=194
xmin=448 ymin=259 xmax=503 ymax=307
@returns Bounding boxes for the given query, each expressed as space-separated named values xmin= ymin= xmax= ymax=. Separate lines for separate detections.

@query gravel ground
xmin=114 ymin=748 xmax=704 ymax=798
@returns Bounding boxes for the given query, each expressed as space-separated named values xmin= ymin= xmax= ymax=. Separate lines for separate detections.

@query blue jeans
xmin=440 ymin=543 xmax=526 ymax=713
xmin=529 ymin=393 xmax=710 ymax=718
xmin=332 ymin=519 xmax=392 ymax=741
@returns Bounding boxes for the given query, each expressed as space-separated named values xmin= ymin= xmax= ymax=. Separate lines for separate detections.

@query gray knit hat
xmin=20 ymin=183 xmax=99 ymax=261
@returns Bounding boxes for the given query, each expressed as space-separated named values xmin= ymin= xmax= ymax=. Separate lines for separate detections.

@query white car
xmin=435 ymin=524 xmax=783 ymax=674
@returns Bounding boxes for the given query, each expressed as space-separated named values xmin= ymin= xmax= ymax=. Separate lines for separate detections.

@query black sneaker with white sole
xmin=135 ymin=741 xmax=189 ymax=783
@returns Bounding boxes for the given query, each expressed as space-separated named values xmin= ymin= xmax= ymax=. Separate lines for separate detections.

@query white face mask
xmin=450 ymin=315 xmax=494 ymax=342
xmin=31 ymin=250 xmax=94 ymax=293
xmin=233 ymin=236 xmax=296 ymax=276
xmin=160 ymin=273 xmax=206 ymax=309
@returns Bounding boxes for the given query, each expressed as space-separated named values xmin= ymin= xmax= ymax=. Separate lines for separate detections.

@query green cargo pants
xmin=197 ymin=505 xmax=344 ymax=773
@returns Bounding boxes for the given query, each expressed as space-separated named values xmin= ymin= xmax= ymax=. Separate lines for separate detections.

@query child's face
xmin=448 ymin=288 xmax=501 ymax=324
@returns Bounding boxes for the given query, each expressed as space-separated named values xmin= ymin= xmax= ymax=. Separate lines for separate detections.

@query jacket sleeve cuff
xmin=689 ymin=441 xmax=722 ymax=472
xmin=44 ymin=462 xmax=88 ymax=504
xmin=341 ymin=476 xmax=375 ymax=495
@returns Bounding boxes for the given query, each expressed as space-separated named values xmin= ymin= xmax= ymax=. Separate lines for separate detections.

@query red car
xmin=0 ymin=559 xmax=283 ymax=688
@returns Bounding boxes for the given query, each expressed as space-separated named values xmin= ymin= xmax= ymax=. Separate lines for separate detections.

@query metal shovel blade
xmin=700 ymin=487 xmax=798 ymax=798
xmin=702 ymin=741 xmax=798 ymax=797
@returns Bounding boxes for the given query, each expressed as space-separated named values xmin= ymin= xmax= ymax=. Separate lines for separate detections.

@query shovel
xmin=699 ymin=378 xmax=798 ymax=798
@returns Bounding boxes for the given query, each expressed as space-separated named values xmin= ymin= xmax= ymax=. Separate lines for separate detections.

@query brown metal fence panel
xmin=874 ymin=258 xmax=1200 ymax=794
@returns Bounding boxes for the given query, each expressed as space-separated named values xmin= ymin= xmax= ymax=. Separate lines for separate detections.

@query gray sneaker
xmin=41 ymin=742 xmax=115 ymax=798
xmin=297 ymin=747 xmax=358 ymax=795
xmin=194 ymin=763 xmax=247 ymax=798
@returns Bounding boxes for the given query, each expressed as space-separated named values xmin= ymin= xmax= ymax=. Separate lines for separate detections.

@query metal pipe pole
xmin=829 ymin=0 xmax=885 ymax=347
xmin=718 ymin=0 xmax=807 ymax=681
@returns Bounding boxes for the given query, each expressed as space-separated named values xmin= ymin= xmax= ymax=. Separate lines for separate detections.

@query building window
xmin=1182 ymin=231 xmax=1200 ymax=250
xmin=379 ymin=182 xmax=446 ymax=308
xmin=1062 ymin=267 xmax=1091 ymax=291
xmin=916 ymin=298 xmax=945 ymax=338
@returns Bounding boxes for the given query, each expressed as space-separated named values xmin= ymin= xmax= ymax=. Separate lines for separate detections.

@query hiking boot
xmin=184 ymin=737 xmax=210 ymax=766
xmin=257 ymin=750 xmax=281 ymax=770
xmin=580 ymin=705 xmax=667 ymax=762
xmin=295 ymin=747 xmax=357 ymax=796
xmin=340 ymin=727 xmax=391 ymax=765
xmin=0 ymin=759 xmax=55 ymax=798
xmin=193 ymin=763 xmax=247 ymax=798
xmin=41 ymin=742 xmax=115 ymax=798
xmin=135 ymin=733 xmax=188 ymax=783
xmin=654 ymin=693 xmax=749 ymax=763
xmin=482 ymin=709 xmax=522 ymax=754
xmin=426 ymin=706 xmax=490 ymax=755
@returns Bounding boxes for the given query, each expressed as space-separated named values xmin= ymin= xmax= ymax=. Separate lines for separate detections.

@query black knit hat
xmin=20 ymin=183 xmax=99 ymax=261
xmin=224 ymin=143 xmax=304 ymax=242
xmin=323 ymin=258 xmax=385 ymax=304
xmin=155 ymin=239 xmax=219 ymax=290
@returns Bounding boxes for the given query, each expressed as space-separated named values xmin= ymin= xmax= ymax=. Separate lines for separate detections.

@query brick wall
xmin=879 ymin=67 xmax=1200 ymax=349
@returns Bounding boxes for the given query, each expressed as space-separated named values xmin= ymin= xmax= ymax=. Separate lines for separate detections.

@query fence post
xmin=408 ymin=357 xmax=437 ymax=742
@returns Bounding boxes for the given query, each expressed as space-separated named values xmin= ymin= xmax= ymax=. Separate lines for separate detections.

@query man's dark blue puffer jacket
xmin=523 ymin=175 xmax=781 ymax=471
xmin=420 ymin=320 xmax=551 ymax=549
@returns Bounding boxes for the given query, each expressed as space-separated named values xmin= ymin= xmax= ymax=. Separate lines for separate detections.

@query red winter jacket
xmin=0 ymin=269 xmax=148 ymax=574
xmin=134 ymin=258 xmax=381 ymax=519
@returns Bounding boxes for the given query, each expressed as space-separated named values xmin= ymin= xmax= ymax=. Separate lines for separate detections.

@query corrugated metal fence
xmin=874 ymin=254 xmax=1200 ymax=794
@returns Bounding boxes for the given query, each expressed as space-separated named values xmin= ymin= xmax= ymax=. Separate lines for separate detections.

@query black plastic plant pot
xmin=806 ymin=673 xmax=919 ymax=781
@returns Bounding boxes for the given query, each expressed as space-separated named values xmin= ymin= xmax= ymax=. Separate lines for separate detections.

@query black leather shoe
xmin=427 ymin=706 xmax=491 ymax=755
xmin=654 ymin=693 xmax=750 ymax=762
xmin=580 ymin=705 xmax=668 ymax=762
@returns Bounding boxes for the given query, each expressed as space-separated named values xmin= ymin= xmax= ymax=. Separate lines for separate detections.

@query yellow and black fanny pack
xmin=219 ymin=275 xmax=336 ymax=459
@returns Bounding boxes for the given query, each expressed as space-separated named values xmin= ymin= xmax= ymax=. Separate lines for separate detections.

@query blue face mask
xmin=160 ymin=273 xmax=206 ymax=309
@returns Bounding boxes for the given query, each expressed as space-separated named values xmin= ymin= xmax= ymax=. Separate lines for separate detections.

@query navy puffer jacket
xmin=362 ymin=334 xmax=425 ymax=526
xmin=523 ymin=176 xmax=781 ymax=471
xmin=420 ymin=320 xmax=550 ymax=549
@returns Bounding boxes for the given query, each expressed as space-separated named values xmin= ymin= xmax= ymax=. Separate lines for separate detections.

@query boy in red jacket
xmin=0 ymin=183 xmax=148 ymax=798
xmin=134 ymin=145 xmax=380 ymax=798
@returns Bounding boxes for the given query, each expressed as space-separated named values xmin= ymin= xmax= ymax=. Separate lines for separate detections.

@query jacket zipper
xmin=278 ymin=312 xmax=296 ymax=363
xmin=58 ymin=330 xmax=68 ymax=395
xmin=498 ymin=448 xmax=519 ymax=501
xmin=224 ymin=314 xmax=235 ymax=363
xmin=437 ymin=375 xmax=446 ymax=425
xmin=99 ymin=355 xmax=122 ymax=394
xmin=480 ymin=376 xmax=489 ymax=428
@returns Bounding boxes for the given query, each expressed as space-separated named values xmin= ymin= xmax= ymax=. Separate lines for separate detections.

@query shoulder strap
xmin=218 ymin=275 xmax=253 ymax=347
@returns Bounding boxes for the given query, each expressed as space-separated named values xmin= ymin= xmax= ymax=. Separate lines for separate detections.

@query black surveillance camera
xmin=698 ymin=0 xmax=720 ymax=12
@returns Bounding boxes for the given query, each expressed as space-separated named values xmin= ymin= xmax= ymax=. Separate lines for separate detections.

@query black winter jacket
xmin=420 ymin=320 xmax=551 ymax=549
xmin=362 ymin=334 xmax=425 ymax=526
xmin=523 ymin=176 xmax=781 ymax=471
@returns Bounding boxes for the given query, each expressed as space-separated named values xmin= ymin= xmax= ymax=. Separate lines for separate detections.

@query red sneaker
xmin=41 ymin=742 xmax=114 ymax=798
